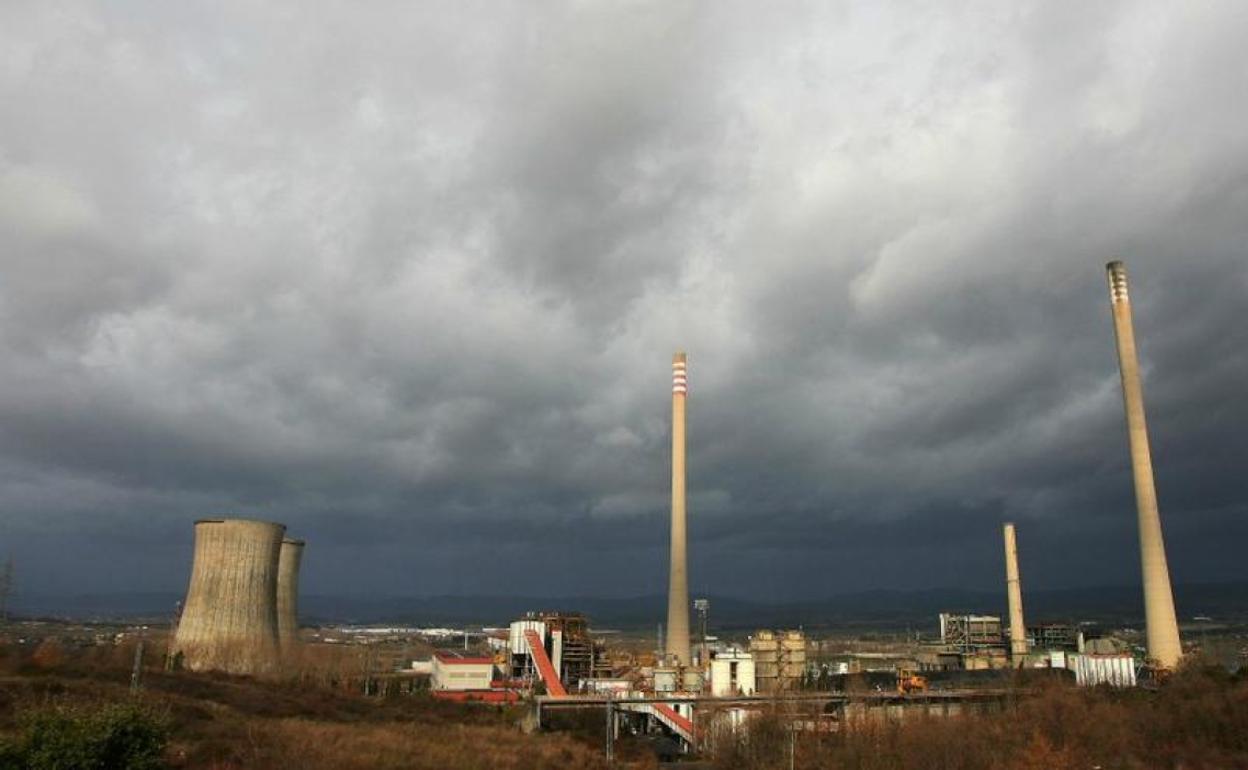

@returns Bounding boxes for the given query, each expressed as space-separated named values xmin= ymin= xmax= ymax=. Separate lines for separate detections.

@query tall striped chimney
xmin=665 ymin=352 xmax=692 ymax=666
xmin=1003 ymin=523 xmax=1028 ymax=665
xmin=1106 ymin=260 xmax=1182 ymax=670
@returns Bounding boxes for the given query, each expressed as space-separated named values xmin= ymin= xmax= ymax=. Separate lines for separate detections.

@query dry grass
xmin=10 ymin=637 xmax=1246 ymax=769
xmin=0 ymin=639 xmax=614 ymax=770
xmin=211 ymin=719 xmax=610 ymax=770
xmin=716 ymin=661 xmax=1248 ymax=770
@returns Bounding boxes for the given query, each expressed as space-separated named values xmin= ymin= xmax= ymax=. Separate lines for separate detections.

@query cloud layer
xmin=1 ymin=1 xmax=1246 ymax=602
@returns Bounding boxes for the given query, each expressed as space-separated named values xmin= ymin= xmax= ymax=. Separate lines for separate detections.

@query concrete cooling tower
xmin=172 ymin=518 xmax=285 ymax=675
xmin=277 ymin=538 xmax=305 ymax=654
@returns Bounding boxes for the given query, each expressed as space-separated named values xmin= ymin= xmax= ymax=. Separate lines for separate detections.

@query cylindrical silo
xmin=172 ymin=518 xmax=285 ymax=675
xmin=1105 ymin=260 xmax=1182 ymax=670
xmin=277 ymin=538 xmax=304 ymax=656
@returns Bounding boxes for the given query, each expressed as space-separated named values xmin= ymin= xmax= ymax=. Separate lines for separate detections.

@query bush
xmin=0 ymin=702 xmax=168 ymax=770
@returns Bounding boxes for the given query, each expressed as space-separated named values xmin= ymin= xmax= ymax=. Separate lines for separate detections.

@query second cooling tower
xmin=277 ymin=538 xmax=305 ymax=654
xmin=172 ymin=518 xmax=285 ymax=675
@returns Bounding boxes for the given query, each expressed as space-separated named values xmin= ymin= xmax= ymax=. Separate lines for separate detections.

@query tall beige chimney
xmin=665 ymin=352 xmax=691 ymax=665
xmin=1106 ymin=260 xmax=1182 ymax=670
xmin=1003 ymin=523 xmax=1028 ymax=665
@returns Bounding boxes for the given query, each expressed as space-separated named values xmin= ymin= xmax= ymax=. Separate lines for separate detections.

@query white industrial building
xmin=1069 ymin=653 xmax=1137 ymax=687
xmin=710 ymin=649 xmax=756 ymax=696
xmin=430 ymin=652 xmax=496 ymax=691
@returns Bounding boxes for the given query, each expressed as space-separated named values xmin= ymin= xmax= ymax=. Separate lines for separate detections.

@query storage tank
xmin=172 ymin=519 xmax=284 ymax=675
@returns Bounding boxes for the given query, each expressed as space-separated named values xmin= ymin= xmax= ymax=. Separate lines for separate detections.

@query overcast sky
xmin=1 ymin=1 xmax=1245 ymax=604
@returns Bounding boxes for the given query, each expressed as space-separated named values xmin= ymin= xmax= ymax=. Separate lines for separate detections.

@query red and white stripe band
xmin=672 ymin=361 xmax=688 ymax=395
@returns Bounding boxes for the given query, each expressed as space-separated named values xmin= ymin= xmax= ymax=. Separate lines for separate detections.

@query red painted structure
xmin=524 ymin=628 xmax=568 ymax=697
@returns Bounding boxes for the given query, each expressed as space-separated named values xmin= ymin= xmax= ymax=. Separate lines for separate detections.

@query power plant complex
xmin=146 ymin=260 xmax=1192 ymax=756
xmin=171 ymin=519 xmax=305 ymax=675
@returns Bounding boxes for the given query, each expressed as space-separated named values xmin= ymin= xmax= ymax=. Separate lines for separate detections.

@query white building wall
xmin=711 ymin=652 xmax=756 ymax=696
xmin=509 ymin=620 xmax=546 ymax=656
xmin=1069 ymin=654 xmax=1136 ymax=687
xmin=431 ymin=658 xmax=496 ymax=691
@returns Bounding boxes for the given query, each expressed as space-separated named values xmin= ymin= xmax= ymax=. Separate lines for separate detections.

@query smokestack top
xmin=672 ymin=352 xmax=688 ymax=395
xmin=1106 ymin=260 xmax=1129 ymax=304
xmin=282 ymin=538 xmax=305 ymax=546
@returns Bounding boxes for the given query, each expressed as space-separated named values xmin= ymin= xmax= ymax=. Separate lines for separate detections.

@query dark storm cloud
xmin=1 ymin=1 xmax=1246 ymax=602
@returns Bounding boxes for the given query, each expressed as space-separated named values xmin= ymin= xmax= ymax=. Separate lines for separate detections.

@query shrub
xmin=1 ymin=702 xmax=168 ymax=770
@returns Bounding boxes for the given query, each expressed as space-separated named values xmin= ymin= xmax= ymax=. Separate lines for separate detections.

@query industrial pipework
xmin=665 ymin=352 xmax=692 ymax=666
xmin=1105 ymin=260 xmax=1182 ymax=670
xmin=172 ymin=518 xmax=285 ymax=675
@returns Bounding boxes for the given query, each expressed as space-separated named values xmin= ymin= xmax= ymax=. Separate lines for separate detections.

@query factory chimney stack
xmin=172 ymin=519 xmax=284 ymax=675
xmin=1003 ymin=523 xmax=1028 ymax=665
xmin=1105 ymin=260 xmax=1182 ymax=670
xmin=277 ymin=538 xmax=305 ymax=656
xmin=665 ymin=352 xmax=692 ymax=666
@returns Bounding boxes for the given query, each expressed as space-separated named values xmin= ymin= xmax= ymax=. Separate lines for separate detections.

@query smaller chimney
xmin=1003 ymin=523 xmax=1027 ymax=665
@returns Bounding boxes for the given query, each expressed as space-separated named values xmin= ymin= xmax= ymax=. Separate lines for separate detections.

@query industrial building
xmin=1027 ymin=623 xmax=1083 ymax=652
xmin=749 ymin=630 xmax=806 ymax=693
xmin=1069 ymin=653 xmax=1137 ymax=687
xmin=709 ymin=649 xmax=756 ymax=696
xmin=431 ymin=652 xmax=496 ymax=692
xmin=507 ymin=612 xmax=609 ymax=690
xmin=938 ymin=614 xmax=1003 ymax=652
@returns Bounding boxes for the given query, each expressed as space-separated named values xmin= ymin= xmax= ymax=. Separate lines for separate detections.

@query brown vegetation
xmin=5 ymin=635 xmax=1246 ymax=769
xmin=0 ymin=637 xmax=614 ymax=770
xmin=714 ymin=661 xmax=1248 ymax=770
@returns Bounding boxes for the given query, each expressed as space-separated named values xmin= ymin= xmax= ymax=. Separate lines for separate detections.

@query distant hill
xmin=11 ymin=581 xmax=1248 ymax=631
